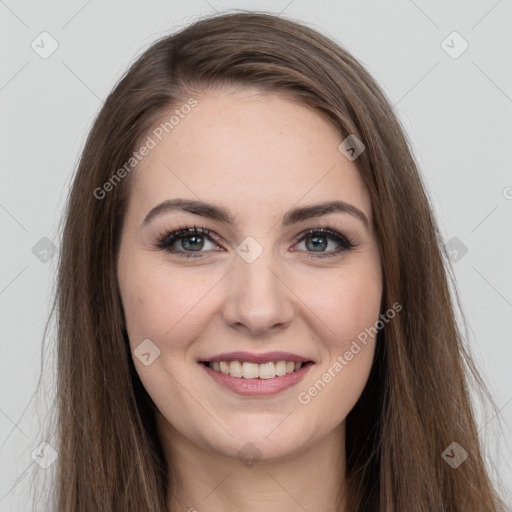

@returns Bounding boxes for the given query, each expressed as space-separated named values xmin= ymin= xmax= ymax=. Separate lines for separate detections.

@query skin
xmin=117 ymin=87 xmax=382 ymax=511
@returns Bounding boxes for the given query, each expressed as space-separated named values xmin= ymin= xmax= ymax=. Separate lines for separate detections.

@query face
xmin=117 ymin=87 xmax=382 ymax=464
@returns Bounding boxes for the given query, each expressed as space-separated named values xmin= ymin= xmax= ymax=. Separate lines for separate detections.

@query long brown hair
xmin=33 ymin=10 xmax=506 ymax=511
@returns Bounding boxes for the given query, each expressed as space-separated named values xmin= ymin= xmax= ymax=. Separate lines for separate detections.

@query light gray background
xmin=1 ymin=0 xmax=511 ymax=510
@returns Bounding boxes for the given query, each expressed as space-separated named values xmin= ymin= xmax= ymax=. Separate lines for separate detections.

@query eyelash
xmin=154 ymin=224 xmax=357 ymax=259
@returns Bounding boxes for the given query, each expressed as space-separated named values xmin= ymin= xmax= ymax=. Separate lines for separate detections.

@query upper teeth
xmin=209 ymin=361 xmax=303 ymax=379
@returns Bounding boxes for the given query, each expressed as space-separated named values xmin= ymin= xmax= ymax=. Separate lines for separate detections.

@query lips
xmin=206 ymin=360 xmax=304 ymax=379
xmin=198 ymin=351 xmax=314 ymax=396
xmin=198 ymin=351 xmax=312 ymax=364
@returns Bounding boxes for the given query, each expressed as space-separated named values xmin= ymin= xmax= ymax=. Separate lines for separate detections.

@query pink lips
xmin=198 ymin=351 xmax=312 ymax=364
xmin=199 ymin=359 xmax=314 ymax=396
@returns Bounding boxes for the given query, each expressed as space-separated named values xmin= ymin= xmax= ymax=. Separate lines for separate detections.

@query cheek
xmin=120 ymin=260 xmax=216 ymax=354
xmin=333 ymin=278 xmax=382 ymax=345
xmin=295 ymin=259 xmax=382 ymax=348
xmin=293 ymin=256 xmax=382 ymax=407
xmin=119 ymin=261 xmax=215 ymax=418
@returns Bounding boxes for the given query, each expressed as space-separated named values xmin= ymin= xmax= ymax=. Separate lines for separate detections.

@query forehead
xmin=128 ymin=88 xmax=371 ymax=222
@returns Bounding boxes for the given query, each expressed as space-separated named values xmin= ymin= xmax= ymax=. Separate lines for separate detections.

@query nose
xmin=221 ymin=248 xmax=294 ymax=336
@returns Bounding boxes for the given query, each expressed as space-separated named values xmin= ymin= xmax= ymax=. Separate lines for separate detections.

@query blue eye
xmin=155 ymin=225 xmax=356 ymax=258
xmin=156 ymin=225 xmax=218 ymax=257
xmin=293 ymin=228 xmax=355 ymax=257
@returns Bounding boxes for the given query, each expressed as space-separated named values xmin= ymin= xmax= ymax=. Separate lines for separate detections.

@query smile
xmin=199 ymin=360 xmax=314 ymax=396
xmin=205 ymin=360 xmax=305 ymax=379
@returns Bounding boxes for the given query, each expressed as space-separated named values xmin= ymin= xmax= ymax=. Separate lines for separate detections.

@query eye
xmin=292 ymin=228 xmax=356 ymax=258
xmin=155 ymin=225 xmax=356 ymax=259
xmin=155 ymin=225 xmax=221 ymax=258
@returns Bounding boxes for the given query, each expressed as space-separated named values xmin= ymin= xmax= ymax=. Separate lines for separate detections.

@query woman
xmin=42 ymin=11 xmax=505 ymax=511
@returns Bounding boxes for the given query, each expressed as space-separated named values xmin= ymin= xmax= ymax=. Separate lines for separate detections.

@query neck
xmin=157 ymin=412 xmax=347 ymax=512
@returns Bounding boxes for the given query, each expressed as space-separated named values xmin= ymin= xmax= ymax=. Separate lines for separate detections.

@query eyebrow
xmin=142 ymin=198 xmax=370 ymax=230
